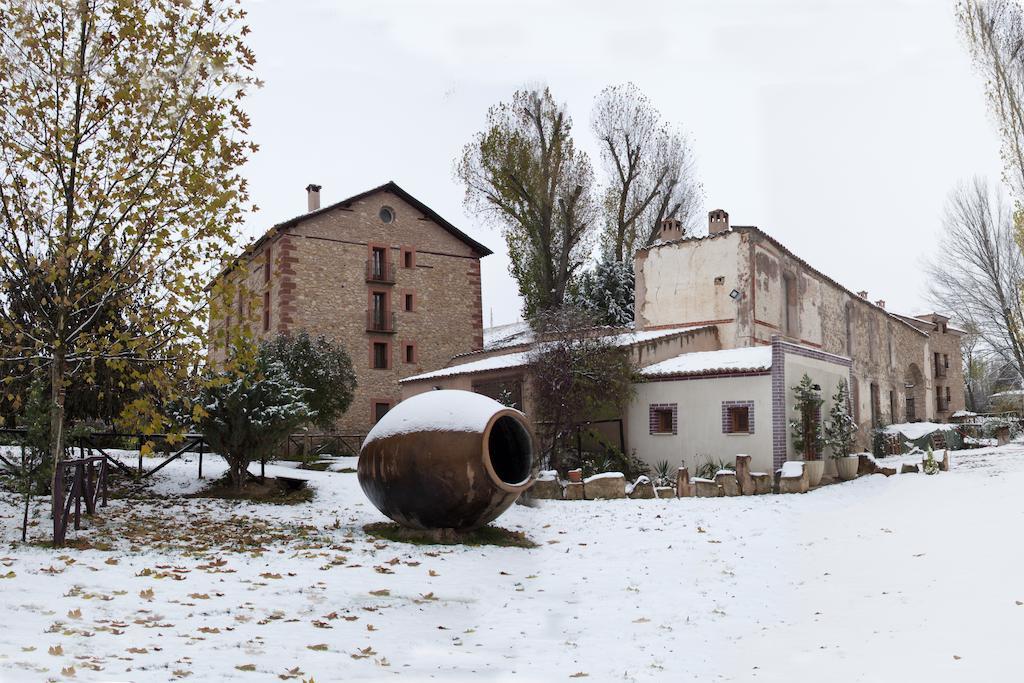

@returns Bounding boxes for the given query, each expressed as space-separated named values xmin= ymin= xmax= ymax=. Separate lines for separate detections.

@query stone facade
xmin=634 ymin=212 xmax=966 ymax=444
xmin=208 ymin=182 xmax=490 ymax=435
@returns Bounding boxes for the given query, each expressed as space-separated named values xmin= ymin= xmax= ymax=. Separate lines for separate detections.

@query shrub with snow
xmin=196 ymin=341 xmax=313 ymax=491
xmin=259 ymin=331 xmax=356 ymax=431
xmin=824 ymin=377 xmax=857 ymax=458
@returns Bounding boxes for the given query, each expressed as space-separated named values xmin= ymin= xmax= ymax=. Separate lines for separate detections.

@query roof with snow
xmin=991 ymin=389 xmax=1024 ymax=399
xmin=639 ymin=346 xmax=773 ymax=379
xmin=482 ymin=321 xmax=534 ymax=351
xmin=402 ymin=325 xmax=712 ymax=383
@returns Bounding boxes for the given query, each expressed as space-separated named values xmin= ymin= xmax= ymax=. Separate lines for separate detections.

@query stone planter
xmin=583 ymin=472 xmax=626 ymax=500
xmin=801 ymin=460 xmax=824 ymax=487
xmin=834 ymin=455 xmax=859 ymax=481
xmin=693 ymin=478 xmax=721 ymax=497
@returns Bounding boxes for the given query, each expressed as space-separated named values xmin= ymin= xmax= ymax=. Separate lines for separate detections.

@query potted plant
xmin=824 ymin=377 xmax=859 ymax=481
xmin=790 ymin=373 xmax=825 ymax=487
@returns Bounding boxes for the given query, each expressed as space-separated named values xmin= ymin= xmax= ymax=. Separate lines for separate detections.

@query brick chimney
xmin=875 ymin=300 xmax=886 ymax=309
xmin=708 ymin=209 xmax=729 ymax=234
xmin=659 ymin=217 xmax=683 ymax=242
xmin=306 ymin=184 xmax=322 ymax=212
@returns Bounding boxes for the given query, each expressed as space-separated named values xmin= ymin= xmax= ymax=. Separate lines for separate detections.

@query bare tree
xmin=527 ymin=308 xmax=635 ymax=471
xmin=457 ymin=87 xmax=597 ymax=319
xmin=927 ymin=179 xmax=1024 ymax=383
xmin=959 ymin=0 xmax=1024 ymax=200
xmin=591 ymin=83 xmax=702 ymax=262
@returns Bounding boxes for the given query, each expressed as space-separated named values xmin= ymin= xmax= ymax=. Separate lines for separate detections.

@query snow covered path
xmin=0 ymin=445 xmax=1022 ymax=681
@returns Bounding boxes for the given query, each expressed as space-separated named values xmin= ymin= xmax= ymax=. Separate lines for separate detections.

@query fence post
xmin=73 ymin=461 xmax=83 ymax=530
xmin=53 ymin=463 xmax=65 ymax=546
xmin=138 ymin=437 xmax=144 ymax=475
xmin=100 ymin=458 xmax=108 ymax=507
xmin=198 ymin=441 xmax=204 ymax=479
xmin=85 ymin=460 xmax=95 ymax=515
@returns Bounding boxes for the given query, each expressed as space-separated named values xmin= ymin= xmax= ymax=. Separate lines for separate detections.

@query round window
xmin=379 ymin=206 xmax=394 ymax=224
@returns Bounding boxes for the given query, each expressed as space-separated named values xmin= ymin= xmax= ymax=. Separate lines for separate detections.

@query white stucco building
xmin=402 ymin=209 xmax=964 ymax=476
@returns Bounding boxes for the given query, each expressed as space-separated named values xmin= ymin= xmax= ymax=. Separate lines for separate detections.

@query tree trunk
xmin=49 ymin=350 xmax=66 ymax=520
xmin=229 ymin=458 xmax=245 ymax=492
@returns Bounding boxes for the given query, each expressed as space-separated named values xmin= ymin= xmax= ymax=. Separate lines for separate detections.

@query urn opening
xmin=486 ymin=415 xmax=532 ymax=486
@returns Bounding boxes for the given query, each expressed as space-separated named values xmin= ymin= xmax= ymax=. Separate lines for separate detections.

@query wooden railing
xmin=53 ymin=455 xmax=108 ymax=546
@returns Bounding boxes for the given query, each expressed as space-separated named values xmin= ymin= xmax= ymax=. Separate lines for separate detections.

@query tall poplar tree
xmin=457 ymin=87 xmax=597 ymax=319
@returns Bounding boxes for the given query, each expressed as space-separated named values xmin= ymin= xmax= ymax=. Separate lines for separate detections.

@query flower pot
xmin=835 ymin=455 xmax=859 ymax=481
xmin=801 ymin=460 xmax=824 ymax=487
xmin=358 ymin=390 xmax=535 ymax=530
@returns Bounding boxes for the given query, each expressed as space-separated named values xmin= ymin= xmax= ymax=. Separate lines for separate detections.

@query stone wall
xmin=208 ymin=188 xmax=486 ymax=435
xmin=633 ymin=225 xmax=966 ymax=449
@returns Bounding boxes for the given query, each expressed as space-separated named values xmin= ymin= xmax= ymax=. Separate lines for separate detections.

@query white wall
xmin=627 ymin=374 xmax=774 ymax=475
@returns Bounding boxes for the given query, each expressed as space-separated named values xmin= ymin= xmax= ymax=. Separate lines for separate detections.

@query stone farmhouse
xmin=402 ymin=210 xmax=965 ymax=476
xmin=208 ymin=181 xmax=491 ymax=435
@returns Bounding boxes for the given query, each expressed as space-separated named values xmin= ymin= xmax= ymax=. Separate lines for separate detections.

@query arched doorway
xmin=904 ymin=363 xmax=925 ymax=422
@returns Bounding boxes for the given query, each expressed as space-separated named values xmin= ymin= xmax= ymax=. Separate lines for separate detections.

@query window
xmin=727 ymin=406 xmax=750 ymax=433
xmin=906 ymin=396 xmax=916 ymax=422
xmin=782 ymin=272 xmax=798 ymax=337
xmin=844 ymin=303 xmax=853 ymax=356
xmin=264 ymin=245 xmax=272 ymax=283
xmin=379 ymin=206 xmax=394 ymax=224
xmin=373 ymin=401 xmax=391 ymax=423
xmin=262 ymin=291 xmax=270 ymax=332
xmin=889 ymin=390 xmax=897 ymax=423
xmin=404 ymin=293 xmax=414 ymax=312
xmin=722 ymin=401 xmax=755 ymax=434
xmin=870 ymin=383 xmax=880 ymax=428
xmin=402 ymin=249 xmax=414 ymax=268
xmin=371 ymin=247 xmax=387 ymax=279
xmin=372 ymin=342 xmax=388 ymax=369
xmin=404 ymin=344 xmax=415 ymax=364
xmin=649 ymin=403 xmax=677 ymax=435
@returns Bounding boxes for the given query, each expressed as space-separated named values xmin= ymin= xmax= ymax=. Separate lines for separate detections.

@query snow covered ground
xmin=1 ymin=444 xmax=1023 ymax=681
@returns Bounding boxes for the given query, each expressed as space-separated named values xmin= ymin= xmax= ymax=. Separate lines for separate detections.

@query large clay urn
xmin=358 ymin=390 xmax=535 ymax=531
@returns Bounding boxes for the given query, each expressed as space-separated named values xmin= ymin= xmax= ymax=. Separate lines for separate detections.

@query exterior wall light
xmin=729 ymin=288 xmax=741 ymax=300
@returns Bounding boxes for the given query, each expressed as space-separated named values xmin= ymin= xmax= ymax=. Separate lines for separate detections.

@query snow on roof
xmin=884 ymin=422 xmax=958 ymax=441
xmin=991 ymin=389 xmax=1024 ymax=399
xmin=403 ymin=325 xmax=711 ymax=383
xmin=639 ymin=346 xmax=773 ymax=379
xmin=952 ymin=410 xmax=977 ymax=418
xmin=482 ymin=321 xmax=535 ymax=350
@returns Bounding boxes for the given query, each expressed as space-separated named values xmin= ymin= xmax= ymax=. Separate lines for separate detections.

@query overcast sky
xmin=239 ymin=0 xmax=1004 ymax=326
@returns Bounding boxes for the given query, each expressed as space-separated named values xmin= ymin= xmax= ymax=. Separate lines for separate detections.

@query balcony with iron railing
xmin=934 ymin=362 xmax=947 ymax=379
xmin=366 ymin=260 xmax=395 ymax=284
xmin=366 ymin=310 xmax=396 ymax=334
xmin=936 ymin=396 xmax=950 ymax=413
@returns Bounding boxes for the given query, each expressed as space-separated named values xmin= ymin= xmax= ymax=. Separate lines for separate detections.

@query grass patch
xmin=192 ymin=473 xmax=314 ymax=505
xmin=363 ymin=522 xmax=537 ymax=548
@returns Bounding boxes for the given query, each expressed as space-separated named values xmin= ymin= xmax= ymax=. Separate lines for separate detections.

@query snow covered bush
xmin=259 ymin=331 xmax=357 ymax=431
xmin=923 ymin=446 xmax=940 ymax=475
xmin=196 ymin=340 xmax=313 ymax=491
xmin=789 ymin=373 xmax=824 ymax=460
xmin=824 ymin=378 xmax=857 ymax=458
